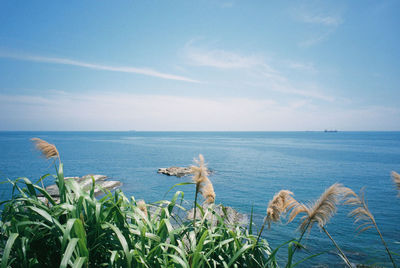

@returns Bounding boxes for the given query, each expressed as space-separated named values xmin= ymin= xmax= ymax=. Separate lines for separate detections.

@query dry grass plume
xmin=346 ymin=188 xmax=397 ymax=267
xmin=391 ymin=171 xmax=400 ymax=197
xmin=31 ymin=138 xmax=60 ymax=162
xmin=137 ymin=200 xmax=148 ymax=217
xmin=266 ymin=190 xmax=298 ymax=228
xmin=191 ymin=154 xmax=215 ymax=204
xmin=289 ymin=183 xmax=355 ymax=232
xmin=345 ymin=189 xmax=375 ymax=233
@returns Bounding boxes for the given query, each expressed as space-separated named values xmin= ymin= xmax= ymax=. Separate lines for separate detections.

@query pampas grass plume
xmin=200 ymin=178 xmax=215 ymax=204
xmin=345 ymin=189 xmax=375 ymax=234
xmin=346 ymin=188 xmax=397 ymax=267
xmin=291 ymin=183 xmax=355 ymax=232
xmin=137 ymin=200 xmax=148 ymax=217
xmin=31 ymin=138 xmax=60 ymax=161
xmin=190 ymin=154 xmax=208 ymax=184
xmin=191 ymin=154 xmax=215 ymax=204
xmin=391 ymin=171 xmax=400 ymax=197
xmin=266 ymin=190 xmax=298 ymax=228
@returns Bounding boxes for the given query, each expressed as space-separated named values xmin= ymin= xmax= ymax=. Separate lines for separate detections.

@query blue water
xmin=1 ymin=131 xmax=399 ymax=267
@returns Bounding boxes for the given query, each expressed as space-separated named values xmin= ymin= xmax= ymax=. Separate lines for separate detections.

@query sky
xmin=0 ymin=0 xmax=399 ymax=131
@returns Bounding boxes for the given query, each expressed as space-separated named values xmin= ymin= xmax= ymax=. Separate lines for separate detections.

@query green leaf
xmin=163 ymin=182 xmax=195 ymax=198
xmin=32 ymin=184 xmax=57 ymax=205
xmin=103 ymin=222 xmax=132 ymax=267
xmin=72 ymin=257 xmax=86 ymax=268
xmin=292 ymin=251 xmax=326 ymax=267
xmin=60 ymin=238 xmax=79 ymax=268
xmin=27 ymin=206 xmax=63 ymax=232
xmin=167 ymin=254 xmax=189 ymax=268
xmin=1 ymin=233 xmax=18 ymax=268
xmin=249 ymin=204 xmax=254 ymax=235
xmin=192 ymin=230 xmax=209 ymax=266
xmin=227 ymin=243 xmax=252 ymax=267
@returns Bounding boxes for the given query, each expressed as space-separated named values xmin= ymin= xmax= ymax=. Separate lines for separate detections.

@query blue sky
xmin=0 ymin=0 xmax=399 ymax=131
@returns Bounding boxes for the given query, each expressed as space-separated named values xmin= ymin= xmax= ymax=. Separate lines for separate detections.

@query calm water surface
xmin=1 ymin=131 xmax=399 ymax=267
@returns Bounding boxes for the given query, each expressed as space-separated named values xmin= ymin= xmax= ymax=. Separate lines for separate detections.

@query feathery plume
xmin=190 ymin=154 xmax=215 ymax=204
xmin=266 ymin=190 xmax=298 ymax=228
xmin=287 ymin=184 xmax=355 ymax=268
xmin=200 ymin=178 xmax=215 ymax=204
xmin=391 ymin=171 xmax=400 ymax=197
xmin=292 ymin=183 xmax=355 ymax=232
xmin=345 ymin=188 xmax=376 ymax=233
xmin=346 ymin=188 xmax=397 ymax=267
xmin=345 ymin=189 xmax=375 ymax=234
xmin=190 ymin=154 xmax=208 ymax=184
xmin=31 ymin=138 xmax=60 ymax=162
xmin=137 ymin=200 xmax=148 ymax=217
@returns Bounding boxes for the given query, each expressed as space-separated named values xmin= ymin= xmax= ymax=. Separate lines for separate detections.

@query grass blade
xmin=1 ymin=233 xmax=19 ymax=268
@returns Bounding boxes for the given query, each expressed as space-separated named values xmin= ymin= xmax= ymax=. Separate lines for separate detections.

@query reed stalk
xmin=193 ymin=183 xmax=199 ymax=226
xmin=321 ymin=226 xmax=352 ymax=268
xmin=287 ymin=184 xmax=355 ymax=267
xmin=346 ymin=189 xmax=397 ymax=268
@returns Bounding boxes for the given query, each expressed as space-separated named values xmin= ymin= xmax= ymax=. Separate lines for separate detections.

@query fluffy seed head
xmin=266 ymin=190 xmax=298 ymax=228
xmin=291 ymin=183 xmax=355 ymax=232
xmin=391 ymin=171 xmax=400 ymax=197
xmin=190 ymin=154 xmax=208 ymax=184
xmin=137 ymin=200 xmax=148 ymax=217
xmin=31 ymin=138 xmax=60 ymax=161
xmin=345 ymin=189 xmax=376 ymax=234
xmin=200 ymin=179 xmax=215 ymax=204
xmin=191 ymin=154 xmax=215 ymax=204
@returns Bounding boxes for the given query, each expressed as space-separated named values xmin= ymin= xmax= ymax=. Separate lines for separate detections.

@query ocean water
xmin=0 ymin=131 xmax=399 ymax=267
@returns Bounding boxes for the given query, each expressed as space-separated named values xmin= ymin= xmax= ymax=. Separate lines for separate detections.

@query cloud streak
xmin=300 ymin=14 xmax=342 ymax=26
xmin=292 ymin=2 xmax=344 ymax=47
xmin=0 ymin=52 xmax=199 ymax=83
xmin=185 ymin=46 xmax=263 ymax=69
xmin=184 ymin=41 xmax=334 ymax=101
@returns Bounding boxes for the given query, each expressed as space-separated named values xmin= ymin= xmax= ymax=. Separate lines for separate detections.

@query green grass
xmin=0 ymin=162 xmax=282 ymax=268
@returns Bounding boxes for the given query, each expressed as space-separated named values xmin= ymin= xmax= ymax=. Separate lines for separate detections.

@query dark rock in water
xmin=39 ymin=174 xmax=122 ymax=202
xmin=157 ymin=167 xmax=192 ymax=177
xmin=187 ymin=203 xmax=248 ymax=227
xmin=158 ymin=167 xmax=213 ymax=177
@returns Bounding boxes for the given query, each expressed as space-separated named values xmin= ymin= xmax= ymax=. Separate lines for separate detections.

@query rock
xmin=39 ymin=174 xmax=122 ymax=198
xmin=158 ymin=167 xmax=213 ymax=177
xmin=157 ymin=167 xmax=192 ymax=177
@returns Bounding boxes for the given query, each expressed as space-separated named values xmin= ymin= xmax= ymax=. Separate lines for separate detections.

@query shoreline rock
xmin=157 ymin=167 xmax=192 ymax=177
xmin=158 ymin=166 xmax=213 ymax=177
xmin=39 ymin=174 xmax=122 ymax=203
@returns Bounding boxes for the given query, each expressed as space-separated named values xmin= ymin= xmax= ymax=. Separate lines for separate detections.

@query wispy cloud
xmin=292 ymin=2 xmax=344 ymax=47
xmin=184 ymin=41 xmax=333 ymax=101
xmin=294 ymin=2 xmax=344 ymax=27
xmin=300 ymin=14 xmax=342 ymax=26
xmin=287 ymin=61 xmax=317 ymax=73
xmin=298 ymin=29 xmax=336 ymax=47
xmin=185 ymin=44 xmax=262 ymax=69
xmin=0 ymin=51 xmax=199 ymax=83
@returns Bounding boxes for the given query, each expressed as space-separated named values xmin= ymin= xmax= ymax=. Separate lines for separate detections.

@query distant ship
xmin=324 ymin=129 xmax=338 ymax=133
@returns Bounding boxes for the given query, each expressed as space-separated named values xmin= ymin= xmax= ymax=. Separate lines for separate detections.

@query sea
xmin=0 ymin=131 xmax=399 ymax=267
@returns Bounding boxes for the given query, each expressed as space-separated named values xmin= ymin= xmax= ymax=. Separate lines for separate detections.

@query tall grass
xmin=0 ymin=142 xmax=273 ymax=267
xmin=0 ymin=139 xmax=398 ymax=267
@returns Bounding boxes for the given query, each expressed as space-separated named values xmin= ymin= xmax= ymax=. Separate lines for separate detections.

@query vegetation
xmin=0 ymin=138 xmax=398 ymax=267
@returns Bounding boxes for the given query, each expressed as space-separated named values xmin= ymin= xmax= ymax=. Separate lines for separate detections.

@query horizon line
xmin=1 ymin=130 xmax=399 ymax=132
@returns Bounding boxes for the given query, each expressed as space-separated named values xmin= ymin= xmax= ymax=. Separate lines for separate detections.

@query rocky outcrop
xmin=157 ymin=167 xmax=192 ymax=177
xmin=158 ymin=167 xmax=213 ymax=177
xmin=39 ymin=174 xmax=122 ymax=202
